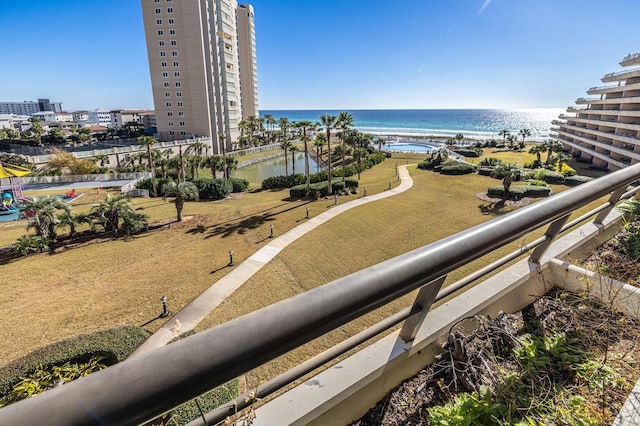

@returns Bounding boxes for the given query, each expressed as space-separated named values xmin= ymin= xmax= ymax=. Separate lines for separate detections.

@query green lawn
xmin=0 ymin=151 xmax=608 ymax=375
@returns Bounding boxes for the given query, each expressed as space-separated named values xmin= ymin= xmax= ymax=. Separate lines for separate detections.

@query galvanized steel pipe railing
xmin=1 ymin=163 xmax=640 ymax=426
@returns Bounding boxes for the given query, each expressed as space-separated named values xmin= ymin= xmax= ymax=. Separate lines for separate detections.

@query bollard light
xmin=306 ymin=207 xmax=309 ymax=218
xmin=334 ymin=193 xmax=338 ymax=205
xmin=363 ymin=186 xmax=367 ymax=196
xmin=228 ymin=250 xmax=234 ymax=266
xmin=160 ymin=295 xmax=170 ymax=318
xmin=269 ymin=224 xmax=275 ymax=238
xmin=388 ymin=180 xmax=392 ymax=190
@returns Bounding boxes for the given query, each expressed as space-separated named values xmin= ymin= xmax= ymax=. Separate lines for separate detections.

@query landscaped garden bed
xmin=352 ymin=288 xmax=640 ymax=425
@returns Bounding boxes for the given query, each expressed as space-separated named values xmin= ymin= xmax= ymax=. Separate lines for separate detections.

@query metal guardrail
xmin=1 ymin=164 xmax=640 ymax=426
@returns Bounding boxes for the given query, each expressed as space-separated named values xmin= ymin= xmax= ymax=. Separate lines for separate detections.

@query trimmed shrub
xmin=479 ymin=157 xmax=503 ymax=167
xmin=488 ymin=185 xmax=551 ymax=198
xmin=561 ymin=169 xmax=577 ymax=177
xmin=528 ymin=179 xmax=548 ymax=187
xmin=135 ymin=177 xmax=174 ymax=195
xmin=542 ymin=171 xmax=565 ymax=184
xmin=453 ymin=148 xmax=481 ymax=158
xmin=0 ymin=326 xmax=148 ymax=400
xmin=289 ymin=178 xmax=358 ymax=199
xmin=478 ymin=167 xmax=494 ymax=176
xmin=228 ymin=177 xmax=249 ymax=193
xmin=439 ymin=163 xmax=477 ymax=175
xmin=565 ymin=175 xmax=594 ymax=186
xmin=261 ymin=174 xmax=305 ymax=190
xmin=368 ymin=152 xmax=385 ymax=165
xmin=193 ymin=178 xmax=233 ymax=200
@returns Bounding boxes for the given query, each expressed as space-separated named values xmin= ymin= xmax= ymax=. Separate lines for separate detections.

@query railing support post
xmin=529 ymin=213 xmax=570 ymax=263
xmin=594 ymin=186 xmax=627 ymax=225
xmin=399 ymin=275 xmax=447 ymax=342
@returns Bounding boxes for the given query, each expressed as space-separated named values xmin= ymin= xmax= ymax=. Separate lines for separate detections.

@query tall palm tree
xmin=314 ymin=134 xmax=326 ymax=173
xmin=556 ymin=152 xmax=572 ymax=172
xmin=219 ymin=133 xmax=228 ymax=180
xmin=498 ymin=129 xmax=510 ymax=146
xmin=24 ymin=196 xmax=71 ymax=242
xmin=455 ymin=133 xmax=464 ymax=145
xmin=205 ymin=155 xmax=224 ymax=178
xmin=528 ymin=144 xmax=546 ymax=164
xmin=294 ymin=120 xmax=313 ymax=196
xmin=138 ymin=135 xmax=158 ymax=197
xmin=495 ymin=163 xmax=522 ymax=200
xmin=543 ymin=139 xmax=564 ymax=164
xmin=163 ymin=181 xmax=199 ymax=222
xmin=320 ymin=114 xmax=337 ymax=194
xmin=289 ymin=145 xmax=299 ymax=175
xmin=518 ymin=128 xmax=532 ymax=146
xmin=280 ymin=140 xmax=293 ymax=176
xmin=278 ymin=117 xmax=289 ymax=140
xmin=336 ymin=112 xmax=354 ymax=185
xmin=353 ymin=147 xmax=368 ymax=180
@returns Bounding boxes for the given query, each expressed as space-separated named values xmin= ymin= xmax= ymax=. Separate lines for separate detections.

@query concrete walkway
xmin=131 ymin=165 xmax=414 ymax=357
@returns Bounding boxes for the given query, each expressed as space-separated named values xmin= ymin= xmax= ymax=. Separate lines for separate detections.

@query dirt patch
xmin=476 ymin=192 xmax=533 ymax=207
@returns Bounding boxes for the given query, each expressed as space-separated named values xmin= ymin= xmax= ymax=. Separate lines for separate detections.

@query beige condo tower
xmin=141 ymin=0 xmax=258 ymax=154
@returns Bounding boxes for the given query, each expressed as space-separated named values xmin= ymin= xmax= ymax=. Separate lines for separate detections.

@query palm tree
xmin=163 ymin=181 xmax=199 ymax=222
xmin=90 ymin=194 xmax=147 ymax=238
xmin=353 ymin=147 xmax=368 ymax=180
xmin=289 ymin=145 xmax=299 ymax=175
xmin=314 ymin=135 xmax=326 ymax=173
xmin=455 ymin=133 xmax=464 ymax=145
xmin=280 ymin=140 xmax=293 ymax=176
xmin=528 ymin=144 xmax=546 ymax=164
xmin=320 ymin=114 xmax=337 ymax=194
xmin=219 ymin=133 xmax=228 ymax=180
xmin=336 ymin=111 xmax=354 ymax=185
xmin=138 ymin=135 xmax=158 ymax=197
xmin=224 ymin=156 xmax=238 ymax=177
xmin=543 ymin=139 xmax=563 ymax=164
xmin=24 ymin=196 xmax=71 ymax=242
xmin=495 ymin=163 xmax=521 ymax=200
xmin=518 ymin=128 xmax=532 ymax=146
xmin=278 ymin=117 xmax=289 ymax=140
xmin=294 ymin=120 xmax=313 ymax=196
xmin=498 ymin=129 xmax=510 ymax=146
xmin=205 ymin=155 xmax=224 ymax=178
xmin=556 ymin=152 xmax=572 ymax=172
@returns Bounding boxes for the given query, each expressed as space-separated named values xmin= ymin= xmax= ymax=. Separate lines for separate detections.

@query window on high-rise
xmin=160 ymin=51 xmax=166 ymax=57
xmin=171 ymin=40 xmax=177 ymax=46
xmin=177 ymin=102 xmax=183 ymax=107
xmin=168 ymin=122 xmax=174 ymax=127
xmin=171 ymin=51 xmax=178 ymax=57
xmin=179 ymin=121 xmax=185 ymax=127
xmin=176 ymin=92 xmax=183 ymax=97
xmin=156 ymin=19 xmax=162 ymax=25
xmin=155 ymin=8 xmax=161 ymax=14
xmin=170 ymin=29 xmax=176 ymax=35
xmin=158 ymin=30 xmax=164 ymax=36
xmin=166 ymin=102 xmax=172 ymax=107
xmin=167 ymin=7 xmax=173 ymax=13
xmin=164 ymin=82 xmax=170 ymax=88
xmin=161 ymin=61 xmax=168 ymax=67
xmin=168 ymin=18 xmax=175 ymax=24
xmin=159 ymin=41 xmax=165 ymax=46
xmin=173 ymin=61 xmax=179 ymax=67
xmin=174 ymin=72 xmax=180 ymax=77
xmin=175 ymin=82 xmax=181 ymax=87
xmin=164 ymin=92 xmax=171 ymax=98
xmin=162 ymin=72 xmax=169 ymax=77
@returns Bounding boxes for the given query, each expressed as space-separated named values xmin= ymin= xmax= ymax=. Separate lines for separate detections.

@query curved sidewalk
xmin=132 ymin=165 xmax=414 ymax=357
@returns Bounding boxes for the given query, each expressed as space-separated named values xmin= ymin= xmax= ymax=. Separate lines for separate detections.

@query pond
xmin=233 ymin=153 xmax=319 ymax=184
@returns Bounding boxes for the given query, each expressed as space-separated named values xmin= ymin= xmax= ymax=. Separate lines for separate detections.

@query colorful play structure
xmin=0 ymin=162 xmax=31 ymax=222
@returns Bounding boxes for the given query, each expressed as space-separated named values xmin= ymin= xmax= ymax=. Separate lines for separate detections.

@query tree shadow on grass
xmin=478 ymin=201 xmax=512 ymax=216
xmin=188 ymin=201 xmax=311 ymax=239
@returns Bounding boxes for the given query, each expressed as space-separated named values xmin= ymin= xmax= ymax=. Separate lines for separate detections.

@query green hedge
xmin=193 ymin=178 xmax=233 ymax=199
xmin=289 ymin=178 xmax=358 ymax=199
xmin=135 ymin=177 xmax=175 ymax=195
xmin=479 ymin=157 xmax=503 ymax=167
xmin=542 ymin=171 xmax=565 ymax=184
xmin=453 ymin=148 xmax=481 ymax=158
xmin=262 ymin=174 xmax=306 ymax=190
xmin=487 ymin=185 xmax=552 ymax=198
xmin=228 ymin=177 xmax=249 ymax=192
xmin=0 ymin=326 xmax=148 ymax=398
xmin=169 ymin=380 xmax=239 ymax=425
xmin=565 ymin=175 xmax=594 ymax=186
xmin=439 ymin=163 xmax=477 ymax=175
xmin=478 ymin=167 xmax=494 ymax=176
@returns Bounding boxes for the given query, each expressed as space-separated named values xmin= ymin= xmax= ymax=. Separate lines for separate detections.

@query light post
xmin=160 ymin=296 xmax=170 ymax=318
xmin=228 ymin=250 xmax=234 ymax=266
xmin=269 ymin=224 xmax=274 ymax=238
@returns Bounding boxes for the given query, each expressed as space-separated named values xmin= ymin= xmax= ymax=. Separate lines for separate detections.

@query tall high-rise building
xmin=141 ymin=0 xmax=258 ymax=153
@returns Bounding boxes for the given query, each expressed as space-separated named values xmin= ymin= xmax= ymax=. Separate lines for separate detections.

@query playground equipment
xmin=0 ymin=162 xmax=31 ymax=222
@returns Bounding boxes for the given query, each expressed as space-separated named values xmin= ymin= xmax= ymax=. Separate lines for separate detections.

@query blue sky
xmin=1 ymin=0 xmax=639 ymax=111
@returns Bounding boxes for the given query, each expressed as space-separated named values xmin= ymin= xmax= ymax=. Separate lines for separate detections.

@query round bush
xmin=193 ymin=178 xmax=233 ymax=200
xmin=228 ymin=177 xmax=249 ymax=193
xmin=478 ymin=167 xmax=494 ymax=176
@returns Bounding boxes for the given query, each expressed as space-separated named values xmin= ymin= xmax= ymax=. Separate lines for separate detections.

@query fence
xmin=1 ymin=163 xmax=640 ymax=425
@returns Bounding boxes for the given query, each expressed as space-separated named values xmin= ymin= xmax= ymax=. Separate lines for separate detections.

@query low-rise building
xmin=553 ymin=52 xmax=640 ymax=170
xmin=110 ymin=109 xmax=154 ymax=127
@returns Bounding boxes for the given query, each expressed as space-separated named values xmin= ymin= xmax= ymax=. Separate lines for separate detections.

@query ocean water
xmin=259 ymin=109 xmax=563 ymax=141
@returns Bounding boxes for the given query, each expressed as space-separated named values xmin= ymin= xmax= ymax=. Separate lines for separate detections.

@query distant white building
xmin=0 ymin=114 xmax=30 ymax=130
xmin=110 ymin=109 xmax=154 ymax=127
xmin=55 ymin=112 xmax=74 ymax=122
xmin=72 ymin=111 xmax=89 ymax=121
xmin=88 ymin=108 xmax=113 ymax=128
